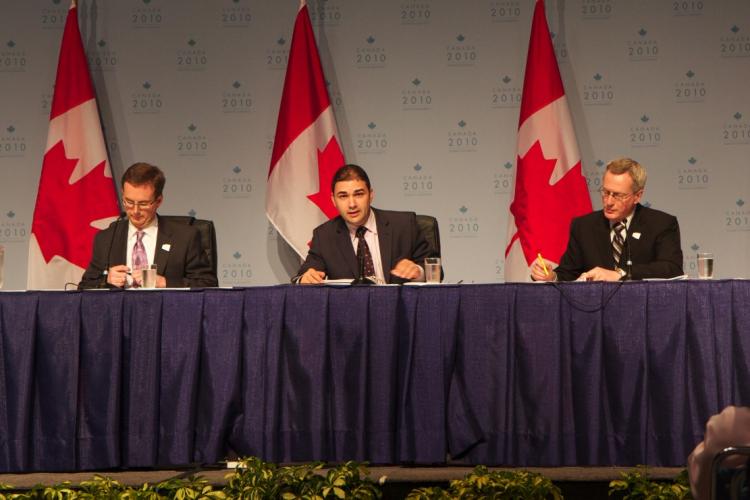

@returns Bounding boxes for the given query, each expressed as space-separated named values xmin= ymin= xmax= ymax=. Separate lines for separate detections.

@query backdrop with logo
xmin=1 ymin=0 xmax=748 ymax=289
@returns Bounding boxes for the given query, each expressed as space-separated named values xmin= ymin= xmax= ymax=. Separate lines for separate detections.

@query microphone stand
xmin=99 ymin=213 xmax=125 ymax=288
xmin=351 ymin=247 xmax=375 ymax=286
xmin=623 ymin=226 xmax=633 ymax=281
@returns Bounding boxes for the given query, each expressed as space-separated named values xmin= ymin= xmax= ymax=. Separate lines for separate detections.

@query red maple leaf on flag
xmin=31 ymin=140 xmax=119 ymax=269
xmin=509 ymin=140 xmax=591 ymax=264
xmin=306 ymin=136 xmax=345 ymax=219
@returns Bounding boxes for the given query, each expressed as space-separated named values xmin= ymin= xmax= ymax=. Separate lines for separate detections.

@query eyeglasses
xmin=123 ymin=197 xmax=157 ymax=210
xmin=598 ymin=188 xmax=635 ymax=202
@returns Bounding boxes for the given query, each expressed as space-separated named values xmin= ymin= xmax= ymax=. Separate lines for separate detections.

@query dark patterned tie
xmin=355 ymin=226 xmax=375 ymax=278
xmin=612 ymin=221 xmax=626 ymax=267
xmin=132 ymin=230 xmax=147 ymax=269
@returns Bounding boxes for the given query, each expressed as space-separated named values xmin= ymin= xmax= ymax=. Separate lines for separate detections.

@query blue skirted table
xmin=0 ymin=280 xmax=746 ymax=471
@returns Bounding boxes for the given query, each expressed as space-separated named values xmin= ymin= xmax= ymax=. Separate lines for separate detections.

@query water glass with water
xmin=697 ymin=252 xmax=714 ymax=279
xmin=425 ymin=257 xmax=441 ymax=283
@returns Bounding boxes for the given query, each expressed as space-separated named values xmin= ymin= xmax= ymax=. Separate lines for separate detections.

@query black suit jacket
xmin=295 ymin=208 xmax=437 ymax=284
xmin=79 ymin=215 xmax=218 ymax=289
xmin=555 ymin=204 xmax=683 ymax=281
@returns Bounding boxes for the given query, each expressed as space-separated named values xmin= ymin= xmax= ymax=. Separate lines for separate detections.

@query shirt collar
xmin=611 ymin=212 xmax=634 ymax=230
xmin=128 ymin=216 xmax=158 ymax=239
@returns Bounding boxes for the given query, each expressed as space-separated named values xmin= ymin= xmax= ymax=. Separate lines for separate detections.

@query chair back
xmin=416 ymin=214 xmax=441 ymax=257
xmin=161 ymin=216 xmax=218 ymax=275
xmin=711 ymin=446 xmax=750 ymax=500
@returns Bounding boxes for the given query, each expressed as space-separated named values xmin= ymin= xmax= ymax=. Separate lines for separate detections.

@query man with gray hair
xmin=532 ymin=157 xmax=683 ymax=281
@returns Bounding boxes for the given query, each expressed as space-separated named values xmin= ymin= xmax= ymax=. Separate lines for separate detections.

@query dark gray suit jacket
xmin=555 ymin=204 xmax=683 ymax=281
xmin=79 ymin=215 xmax=218 ymax=289
xmin=295 ymin=208 xmax=437 ymax=284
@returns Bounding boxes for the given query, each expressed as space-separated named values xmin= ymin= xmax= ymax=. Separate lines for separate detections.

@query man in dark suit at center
xmin=295 ymin=164 xmax=438 ymax=284
xmin=531 ymin=157 xmax=683 ymax=281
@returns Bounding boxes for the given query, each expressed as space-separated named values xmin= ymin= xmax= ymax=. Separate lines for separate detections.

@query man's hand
xmin=156 ymin=275 xmax=167 ymax=288
xmin=390 ymin=258 xmax=421 ymax=280
xmin=530 ymin=258 xmax=556 ymax=282
xmin=579 ymin=266 xmax=621 ymax=282
xmin=299 ymin=268 xmax=326 ymax=284
xmin=107 ymin=264 xmax=130 ymax=288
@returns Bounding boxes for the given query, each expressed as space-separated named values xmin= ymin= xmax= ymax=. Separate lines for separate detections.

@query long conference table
xmin=0 ymin=280 xmax=747 ymax=472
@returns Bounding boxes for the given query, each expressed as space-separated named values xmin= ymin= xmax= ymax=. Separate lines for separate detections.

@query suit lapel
xmin=595 ymin=214 xmax=614 ymax=267
xmin=334 ymin=218 xmax=359 ymax=278
xmin=154 ymin=217 xmax=172 ymax=274
xmin=625 ymin=204 xmax=643 ymax=261
xmin=112 ymin=221 xmax=128 ymax=267
xmin=375 ymin=209 xmax=393 ymax=277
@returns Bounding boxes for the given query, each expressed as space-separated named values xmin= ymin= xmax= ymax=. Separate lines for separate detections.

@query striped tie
xmin=612 ymin=221 xmax=626 ymax=267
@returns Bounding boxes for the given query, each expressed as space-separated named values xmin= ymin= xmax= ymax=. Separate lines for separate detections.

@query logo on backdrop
xmin=448 ymin=120 xmax=479 ymax=153
xmin=580 ymin=0 xmax=614 ymax=20
xmin=0 ymin=40 xmax=26 ymax=73
xmin=582 ymin=73 xmax=615 ymax=106
xmin=549 ymin=32 xmax=568 ymax=62
xmin=720 ymin=26 xmax=750 ymax=58
xmin=131 ymin=0 xmax=163 ymax=29
xmin=356 ymin=122 xmax=388 ymax=155
xmin=221 ymin=0 xmax=252 ymax=28
xmin=725 ymin=199 xmax=750 ymax=232
xmin=267 ymin=222 xmax=278 ymax=242
xmin=674 ymin=70 xmax=706 ymax=104
xmin=494 ymin=258 xmax=504 ymax=281
xmin=0 ymin=125 xmax=26 ymax=158
xmin=493 ymin=161 xmax=513 ymax=195
xmin=222 ymin=81 xmax=253 ymax=113
xmin=176 ymin=123 xmax=208 ymax=157
xmin=629 ymin=114 xmax=662 ymax=148
xmin=40 ymin=1 xmax=66 ymax=29
xmin=401 ymin=78 xmax=433 ymax=111
xmin=326 ymin=80 xmax=344 ymax=109
xmin=41 ymin=85 xmax=53 ymax=115
xmin=176 ymin=39 xmax=207 ymax=72
xmin=221 ymin=251 xmax=253 ymax=285
xmin=402 ymin=163 xmax=433 ymax=197
xmin=88 ymin=40 xmax=118 ymax=72
xmin=221 ymin=165 xmax=253 ymax=199
xmin=676 ymin=157 xmax=710 ymax=190
xmin=627 ymin=28 xmax=659 ymax=62
xmin=489 ymin=1 xmax=521 ymax=23
xmin=448 ymin=206 xmax=480 ymax=238
xmin=722 ymin=112 xmax=750 ymax=145
xmin=266 ymin=37 xmax=289 ymax=70
xmin=491 ymin=74 xmax=521 ymax=109
xmin=355 ymin=36 xmax=387 ymax=69
xmin=672 ymin=1 xmax=705 ymax=17
xmin=131 ymin=81 xmax=162 ymax=114
xmin=446 ymin=34 xmax=477 ymax=67
xmin=0 ymin=210 xmax=27 ymax=244
xmin=309 ymin=0 xmax=343 ymax=27
xmin=583 ymin=159 xmax=606 ymax=194
xmin=684 ymin=243 xmax=700 ymax=277
xmin=400 ymin=1 xmax=431 ymax=25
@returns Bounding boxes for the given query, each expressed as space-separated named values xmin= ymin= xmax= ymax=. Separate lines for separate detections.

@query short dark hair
xmin=331 ymin=164 xmax=371 ymax=193
xmin=121 ymin=162 xmax=166 ymax=198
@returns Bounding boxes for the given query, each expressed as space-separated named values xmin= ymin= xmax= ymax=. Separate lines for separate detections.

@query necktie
xmin=612 ymin=221 xmax=626 ymax=267
xmin=132 ymin=230 xmax=148 ymax=271
xmin=355 ymin=226 xmax=375 ymax=278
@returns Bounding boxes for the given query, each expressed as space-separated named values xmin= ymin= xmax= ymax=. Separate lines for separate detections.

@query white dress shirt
xmin=346 ymin=211 xmax=386 ymax=284
xmin=126 ymin=218 xmax=158 ymax=271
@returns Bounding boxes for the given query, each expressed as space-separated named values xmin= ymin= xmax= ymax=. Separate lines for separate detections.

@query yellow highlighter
xmin=536 ymin=252 xmax=550 ymax=277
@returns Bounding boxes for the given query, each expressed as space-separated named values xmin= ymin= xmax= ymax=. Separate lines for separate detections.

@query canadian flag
xmin=266 ymin=0 xmax=345 ymax=259
xmin=27 ymin=1 xmax=119 ymax=289
xmin=504 ymin=0 xmax=592 ymax=282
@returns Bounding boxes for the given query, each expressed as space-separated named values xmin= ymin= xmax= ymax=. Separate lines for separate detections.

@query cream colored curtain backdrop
xmin=1 ymin=0 xmax=748 ymax=288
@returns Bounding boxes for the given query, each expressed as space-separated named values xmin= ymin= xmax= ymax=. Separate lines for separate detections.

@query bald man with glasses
xmin=531 ymin=157 xmax=684 ymax=282
xmin=79 ymin=162 xmax=217 ymax=289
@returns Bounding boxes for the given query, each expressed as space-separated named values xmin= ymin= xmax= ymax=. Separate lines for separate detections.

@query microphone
xmin=100 ymin=212 xmax=126 ymax=288
xmin=624 ymin=225 xmax=633 ymax=281
xmin=351 ymin=240 xmax=375 ymax=286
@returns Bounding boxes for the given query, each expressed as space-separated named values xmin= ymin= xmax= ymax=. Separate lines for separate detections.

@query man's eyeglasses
xmin=123 ymin=198 xmax=156 ymax=210
xmin=598 ymin=188 xmax=635 ymax=202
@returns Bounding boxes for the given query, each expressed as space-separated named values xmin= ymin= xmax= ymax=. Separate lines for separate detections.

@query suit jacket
xmin=79 ymin=215 xmax=218 ymax=289
xmin=295 ymin=208 xmax=437 ymax=284
xmin=555 ymin=204 xmax=683 ymax=281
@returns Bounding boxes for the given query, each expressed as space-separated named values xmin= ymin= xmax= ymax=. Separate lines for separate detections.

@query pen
xmin=536 ymin=252 xmax=549 ymax=277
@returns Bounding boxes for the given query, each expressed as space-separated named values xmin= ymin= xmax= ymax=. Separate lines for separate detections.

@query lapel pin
xmin=161 ymin=243 xmax=171 ymax=251
xmin=632 ymin=232 xmax=641 ymax=240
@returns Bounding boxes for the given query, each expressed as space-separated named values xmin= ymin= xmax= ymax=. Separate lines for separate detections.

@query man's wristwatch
xmin=615 ymin=267 xmax=626 ymax=280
